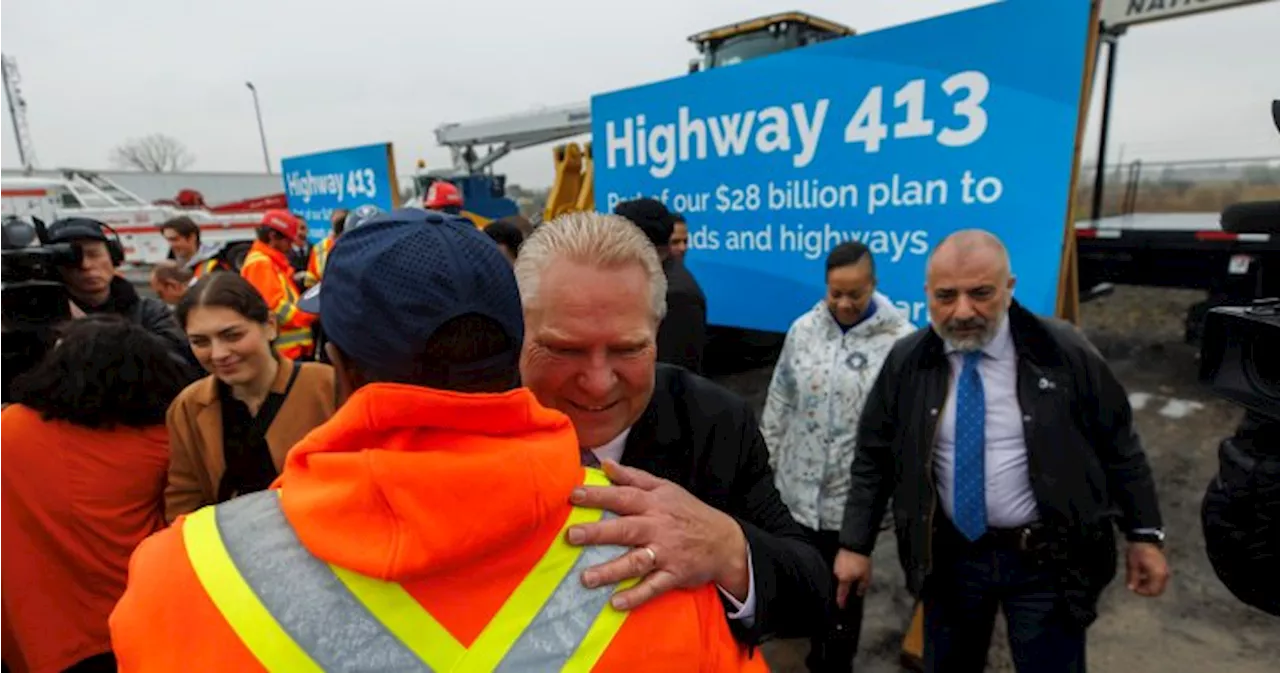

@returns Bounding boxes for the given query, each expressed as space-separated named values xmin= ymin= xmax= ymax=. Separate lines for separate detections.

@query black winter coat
xmin=656 ymin=259 xmax=707 ymax=375
xmin=839 ymin=301 xmax=1162 ymax=627
xmin=623 ymin=364 xmax=830 ymax=646
xmin=79 ymin=277 xmax=201 ymax=379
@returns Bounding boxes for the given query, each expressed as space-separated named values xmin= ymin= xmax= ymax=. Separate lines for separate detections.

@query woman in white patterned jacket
xmin=761 ymin=241 xmax=917 ymax=672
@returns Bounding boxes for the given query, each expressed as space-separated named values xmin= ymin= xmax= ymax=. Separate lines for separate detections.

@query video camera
xmin=2 ymin=215 xmax=80 ymax=325
xmin=1197 ymin=101 xmax=1280 ymax=618
xmin=1 ymin=215 xmax=81 ymax=402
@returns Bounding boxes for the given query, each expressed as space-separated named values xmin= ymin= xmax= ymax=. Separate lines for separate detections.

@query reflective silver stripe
xmin=216 ymin=492 xmax=433 ymax=673
xmin=218 ymin=492 xmax=633 ymax=672
xmin=492 ymin=530 xmax=627 ymax=672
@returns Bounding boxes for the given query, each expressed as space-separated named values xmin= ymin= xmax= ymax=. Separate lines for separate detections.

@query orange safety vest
xmin=240 ymin=240 xmax=315 ymax=360
xmin=109 ymin=384 xmax=768 ymax=673
xmin=303 ymin=236 xmax=334 ymax=288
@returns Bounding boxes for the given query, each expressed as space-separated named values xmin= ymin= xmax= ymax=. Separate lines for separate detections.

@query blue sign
xmin=281 ymin=142 xmax=398 ymax=243
xmin=592 ymin=0 xmax=1092 ymax=332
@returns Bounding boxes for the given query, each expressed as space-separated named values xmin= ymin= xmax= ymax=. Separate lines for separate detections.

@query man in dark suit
xmin=614 ymin=198 xmax=708 ymax=375
xmin=516 ymin=210 xmax=830 ymax=646
xmin=836 ymin=229 xmax=1169 ymax=672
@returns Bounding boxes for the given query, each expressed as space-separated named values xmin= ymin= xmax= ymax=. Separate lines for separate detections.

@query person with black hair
xmin=111 ymin=208 xmax=768 ymax=673
xmin=761 ymin=241 xmax=917 ymax=672
xmin=164 ymin=272 xmax=335 ymax=522
xmin=483 ymin=217 xmax=526 ymax=264
xmin=2 ymin=315 xmax=191 ymax=673
xmin=613 ymin=197 xmax=708 ymax=374
xmin=45 ymin=217 xmax=196 ymax=374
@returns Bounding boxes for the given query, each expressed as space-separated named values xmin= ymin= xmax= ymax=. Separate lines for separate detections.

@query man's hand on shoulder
xmin=565 ymin=460 xmax=752 ymax=610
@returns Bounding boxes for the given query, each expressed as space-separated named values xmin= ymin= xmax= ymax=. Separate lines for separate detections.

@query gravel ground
xmin=710 ymin=287 xmax=1279 ymax=673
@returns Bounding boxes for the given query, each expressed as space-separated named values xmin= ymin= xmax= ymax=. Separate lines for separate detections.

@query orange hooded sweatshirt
xmin=109 ymin=384 xmax=768 ymax=672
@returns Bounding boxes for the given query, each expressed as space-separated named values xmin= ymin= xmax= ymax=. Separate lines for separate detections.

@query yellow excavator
xmin=541 ymin=11 xmax=855 ymax=222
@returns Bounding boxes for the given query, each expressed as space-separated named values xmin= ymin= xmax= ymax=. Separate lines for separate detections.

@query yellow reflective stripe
xmin=459 ymin=503 xmax=605 ymax=669
xmin=183 ymin=506 xmax=323 ymax=673
xmin=561 ymin=583 xmax=636 ymax=673
xmin=331 ymin=567 xmax=465 ymax=671
xmin=274 ymin=330 xmax=313 ymax=347
xmin=334 ymin=466 xmax=616 ymax=672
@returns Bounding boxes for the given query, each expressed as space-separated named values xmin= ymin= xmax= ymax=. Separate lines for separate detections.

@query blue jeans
xmin=923 ymin=521 xmax=1087 ymax=673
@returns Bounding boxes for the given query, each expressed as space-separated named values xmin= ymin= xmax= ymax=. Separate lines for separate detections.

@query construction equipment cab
xmin=687 ymin=11 xmax=855 ymax=73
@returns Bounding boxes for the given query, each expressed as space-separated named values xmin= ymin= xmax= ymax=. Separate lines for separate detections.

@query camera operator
xmin=1202 ymin=411 xmax=1279 ymax=616
xmin=46 ymin=218 xmax=199 ymax=376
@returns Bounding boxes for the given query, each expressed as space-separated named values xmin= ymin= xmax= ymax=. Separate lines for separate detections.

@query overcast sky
xmin=3 ymin=0 xmax=1278 ymax=189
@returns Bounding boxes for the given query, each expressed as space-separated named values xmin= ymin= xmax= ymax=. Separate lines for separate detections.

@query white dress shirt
xmin=933 ymin=316 xmax=1040 ymax=529
xmin=588 ymin=429 xmax=757 ymax=625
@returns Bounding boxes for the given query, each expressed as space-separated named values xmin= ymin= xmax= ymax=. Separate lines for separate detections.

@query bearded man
xmin=834 ymin=229 xmax=1169 ymax=673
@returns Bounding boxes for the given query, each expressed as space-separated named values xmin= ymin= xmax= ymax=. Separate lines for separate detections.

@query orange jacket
xmin=2 ymin=405 xmax=169 ymax=673
xmin=303 ymin=235 xmax=333 ymax=288
xmin=109 ymin=384 xmax=768 ymax=673
xmin=240 ymin=240 xmax=315 ymax=359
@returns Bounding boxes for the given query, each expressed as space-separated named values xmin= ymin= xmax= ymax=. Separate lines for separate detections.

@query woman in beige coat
xmin=165 ymin=272 xmax=334 ymax=521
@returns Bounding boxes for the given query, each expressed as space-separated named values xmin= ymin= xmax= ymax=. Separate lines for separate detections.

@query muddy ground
xmin=710 ymin=287 xmax=1278 ymax=673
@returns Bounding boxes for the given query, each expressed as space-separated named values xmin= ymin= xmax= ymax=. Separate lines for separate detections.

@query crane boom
xmin=2 ymin=54 xmax=39 ymax=173
xmin=433 ymin=102 xmax=590 ymax=174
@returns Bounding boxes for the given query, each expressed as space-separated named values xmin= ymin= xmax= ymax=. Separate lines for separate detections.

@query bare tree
xmin=109 ymin=134 xmax=195 ymax=172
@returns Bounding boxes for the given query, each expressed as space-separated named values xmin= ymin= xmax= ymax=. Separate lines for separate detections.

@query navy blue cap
xmin=309 ymin=207 xmax=524 ymax=380
xmin=46 ymin=217 xmax=110 ymax=244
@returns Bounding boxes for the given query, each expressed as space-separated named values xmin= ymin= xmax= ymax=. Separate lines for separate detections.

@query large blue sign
xmin=281 ymin=142 xmax=398 ymax=243
xmin=592 ymin=0 xmax=1092 ymax=332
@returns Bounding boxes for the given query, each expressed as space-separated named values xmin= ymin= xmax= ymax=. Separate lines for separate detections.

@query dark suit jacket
xmin=657 ymin=259 xmax=707 ymax=375
xmin=622 ymin=364 xmax=830 ymax=645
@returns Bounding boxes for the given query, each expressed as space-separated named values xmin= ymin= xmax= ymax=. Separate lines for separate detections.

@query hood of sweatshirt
xmin=275 ymin=382 xmax=584 ymax=582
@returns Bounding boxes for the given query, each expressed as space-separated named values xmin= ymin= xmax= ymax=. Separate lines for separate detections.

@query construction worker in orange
xmin=239 ymin=209 xmax=315 ymax=360
xmin=108 ymin=208 xmax=768 ymax=673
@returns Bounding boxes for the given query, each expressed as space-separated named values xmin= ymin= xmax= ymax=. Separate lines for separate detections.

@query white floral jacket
xmin=761 ymin=292 xmax=917 ymax=531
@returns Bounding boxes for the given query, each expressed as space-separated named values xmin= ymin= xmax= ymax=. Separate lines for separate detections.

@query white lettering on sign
xmin=286 ymin=170 xmax=346 ymax=204
xmin=1101 ymin=0 xmax=1265 ymax=29
xmin=603 ymin=69 xmax=993 ymax=180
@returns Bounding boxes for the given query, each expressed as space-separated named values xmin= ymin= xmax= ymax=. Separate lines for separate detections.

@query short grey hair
xmin=514 ymin=211 xmax=668 ymax=321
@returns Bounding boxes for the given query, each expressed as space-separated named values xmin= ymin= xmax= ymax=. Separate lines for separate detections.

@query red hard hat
xmin=424 ymin=181 xmax=463 ymax=209
xmin=261 ymin=209 xmax=303 ymax=242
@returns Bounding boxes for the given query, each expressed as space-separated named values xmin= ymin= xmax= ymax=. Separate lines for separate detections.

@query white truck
xmin=1 ymin=170 xmax=262 ymax=266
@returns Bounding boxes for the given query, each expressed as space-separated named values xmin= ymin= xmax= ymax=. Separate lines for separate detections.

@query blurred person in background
xmin=670 ymin=213 xmax=690 ymax=263
xmin=164 ymin=272 xmax=334 ymax=522
xmin=303 ymin=208 xmax=347 ymax=289
xmin=2 ymin=315 xmax=191 ymax=673
xmin=761 ymin=241 xmax=916 ymax=672
xmin=613 ymin=198 xmax=707 ymax=375
xmin=484 ymin=217 xmax=526 ymax=264
xmin=240 ymin=210 xmax=317 ymax=360
xmin=160 ymin=216 xmax=227 ymax=278
xmin=149 ymin=261 xmax=193 ymax=307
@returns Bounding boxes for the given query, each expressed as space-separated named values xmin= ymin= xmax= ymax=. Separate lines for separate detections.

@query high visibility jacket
xmin=240 ymin=240 xmax=315 ymax=360
xmin=109 ymin=384 xmax=768 ymax=673
xmin=303 ymin=235 xmax=334 ymax=288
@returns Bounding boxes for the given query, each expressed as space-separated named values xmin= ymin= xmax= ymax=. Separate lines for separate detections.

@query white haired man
xmin=514 ymin=211 xmax=830 ymax=647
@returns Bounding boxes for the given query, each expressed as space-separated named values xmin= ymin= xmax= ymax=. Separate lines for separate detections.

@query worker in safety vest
xmin=108 ymin=208 xmax=766 ymax=673
xmin=239 ymin=210 xmax=316 ymax=360
xmin=303 ymin=208 xmax=347 ymax=288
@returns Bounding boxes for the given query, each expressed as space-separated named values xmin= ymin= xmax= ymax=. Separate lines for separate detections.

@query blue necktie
xmin=953 ymin=351 xmax=987 ymax=541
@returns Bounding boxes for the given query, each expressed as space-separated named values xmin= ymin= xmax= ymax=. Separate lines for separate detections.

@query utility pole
xmin=246 ymin=81 xmax=272 ymax=173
